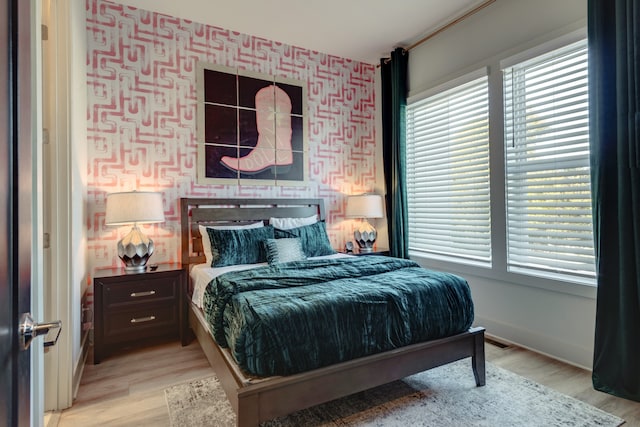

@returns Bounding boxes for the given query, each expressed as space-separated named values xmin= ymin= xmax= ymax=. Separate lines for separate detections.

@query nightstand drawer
xmin=103 ymin=276 xmax=178 ymax=307
xmin=104 ymin=304 xmax=179 ymax=340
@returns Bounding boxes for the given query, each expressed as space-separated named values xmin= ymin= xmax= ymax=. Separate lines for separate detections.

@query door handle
xmin=19 ymin=312 xmax=62 ymax=350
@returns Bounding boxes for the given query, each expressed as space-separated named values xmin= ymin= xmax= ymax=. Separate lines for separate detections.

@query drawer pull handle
xmin=130 ymin=290 xmax=156 ymax=298
xmin=130 ymin=315 xmax=156 ymax=324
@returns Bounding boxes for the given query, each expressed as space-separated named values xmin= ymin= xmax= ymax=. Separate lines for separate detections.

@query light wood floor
xmin=49 ymin=338 xmax=640 ymax=427
xmin=50 ymin=340 xmax=214 ymax=427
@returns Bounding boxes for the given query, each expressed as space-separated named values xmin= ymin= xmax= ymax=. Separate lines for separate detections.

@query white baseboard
xmin=72 ymin=327 xmax=91 ymax=399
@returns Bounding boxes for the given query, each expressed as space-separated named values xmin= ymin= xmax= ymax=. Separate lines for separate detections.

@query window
xmin=406 ymin=34 xmax=595 ymax=286
xmin=406 ymin=72 xmax=491 ymax=265
xmin=503 ymin=39 xmax=595 ymax=282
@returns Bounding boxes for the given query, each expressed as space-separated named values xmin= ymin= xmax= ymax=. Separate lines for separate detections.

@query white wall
xmin=407 ymin=0 xmax=594 ymax=369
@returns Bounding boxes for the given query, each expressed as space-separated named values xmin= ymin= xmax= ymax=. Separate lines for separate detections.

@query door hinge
xmin=42 ymin=24 xmax=48 ymax=41
xmin=43 ymin=232 xmax=50 ymax=249
xmin=43 ymin=128 xmax=50 ymax=145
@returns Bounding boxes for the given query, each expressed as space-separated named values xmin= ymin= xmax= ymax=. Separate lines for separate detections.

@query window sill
xmin=409 ymin=251 xmax=597 ymax=300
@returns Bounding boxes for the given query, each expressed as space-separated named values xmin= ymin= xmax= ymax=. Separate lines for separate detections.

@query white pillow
xmin=199 ymin=222 xmax=264 ymax=266
xmin=269 ymin=214 xmax=318 ymax=230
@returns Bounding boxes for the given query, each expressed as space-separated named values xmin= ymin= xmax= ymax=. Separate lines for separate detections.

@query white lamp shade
xmin=345 ymin=194 xmax=384 ymax=219
xmin=105 ymin=191 xmax=165 ymax=226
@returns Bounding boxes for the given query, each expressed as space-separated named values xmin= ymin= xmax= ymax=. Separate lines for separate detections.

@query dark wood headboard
xmin=180 ymin=198 xmax=326 ymax=268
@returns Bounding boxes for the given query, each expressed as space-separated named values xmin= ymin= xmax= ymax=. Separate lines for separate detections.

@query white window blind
xmin=503 ymin=39 xmax=595 ymax=282
xmin=406 ymin=75 xmax=491 ymax=265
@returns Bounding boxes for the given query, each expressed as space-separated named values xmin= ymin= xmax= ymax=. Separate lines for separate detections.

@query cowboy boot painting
xmin=221 ymin=84 xmax=294 ymax=174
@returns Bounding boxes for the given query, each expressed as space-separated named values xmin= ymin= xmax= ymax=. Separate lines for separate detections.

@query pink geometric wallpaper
xmin=86 ymin=0 xmax=378 ymax=271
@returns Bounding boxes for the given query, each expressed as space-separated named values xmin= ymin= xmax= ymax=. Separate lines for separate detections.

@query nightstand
xmin=93 ymin=263 xmax=186 ymax=364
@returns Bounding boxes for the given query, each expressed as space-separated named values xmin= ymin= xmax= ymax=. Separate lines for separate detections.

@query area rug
xmin=164 ymin=359 xmax=624 ymax=426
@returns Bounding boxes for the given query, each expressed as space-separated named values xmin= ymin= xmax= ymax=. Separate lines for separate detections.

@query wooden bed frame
xmin=180 ymin=197 xmax=486 ymax=427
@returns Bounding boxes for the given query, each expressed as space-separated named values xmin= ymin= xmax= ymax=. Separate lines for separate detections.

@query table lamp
xmin=346 ymin=194 xmax=384 ymax=253
xmin=105 ymin=191 xmax=165 ymax=273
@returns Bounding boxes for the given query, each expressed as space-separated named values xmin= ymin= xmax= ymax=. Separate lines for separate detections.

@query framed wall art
xmin=196 ymin=62 xmax=308 ymax=186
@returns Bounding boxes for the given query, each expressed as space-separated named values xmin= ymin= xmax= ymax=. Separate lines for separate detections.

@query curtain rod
xmin=380 ymin=0 xmax=496 ymax=65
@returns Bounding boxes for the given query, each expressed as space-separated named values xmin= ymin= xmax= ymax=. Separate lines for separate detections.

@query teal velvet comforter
xmin=202 ymin=256 xmax=474 ymax=377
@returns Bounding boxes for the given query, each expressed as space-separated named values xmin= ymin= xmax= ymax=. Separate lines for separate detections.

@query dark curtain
xmin=380 ymin=48 xmax=409 ymax=259
xmin=589 ymin=0 xmax=640 ymax=402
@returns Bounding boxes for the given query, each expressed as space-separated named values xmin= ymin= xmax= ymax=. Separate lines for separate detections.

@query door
xmin=0 ymin=0 xmax=33 ymax=426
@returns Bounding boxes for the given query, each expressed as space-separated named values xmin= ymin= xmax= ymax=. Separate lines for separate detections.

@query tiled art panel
xmin=198 ymin=64 xmax=308 ymax=185
xmin=86 ymin=0 xmax=378 ymax=270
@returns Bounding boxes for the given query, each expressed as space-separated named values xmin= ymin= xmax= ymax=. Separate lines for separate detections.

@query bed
xmin=180 ymin=197 xmax=485 ymax=427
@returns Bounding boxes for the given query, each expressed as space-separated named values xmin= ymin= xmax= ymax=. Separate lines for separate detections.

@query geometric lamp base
xmin=353 ymin=219 xmax=377 ymax=253
xmin=117 ymin=225 xmax=154 ymax=273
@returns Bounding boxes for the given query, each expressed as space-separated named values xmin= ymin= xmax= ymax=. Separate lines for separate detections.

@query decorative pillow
xmin=263 ymin=238 xmax=306 ymax=265
xmin=269 ymin=214 xmax=318 ymax=230
xmin=199 ymin=222 xmax=264 ymax=266
xmin=206 ymin=225 xmax=274 ymax=267
xmin=274 ymin=221 xmax=335 ymax=257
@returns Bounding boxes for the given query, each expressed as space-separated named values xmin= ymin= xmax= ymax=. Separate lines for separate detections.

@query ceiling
xmin=112 ymin=0 xmax=488 ymax=64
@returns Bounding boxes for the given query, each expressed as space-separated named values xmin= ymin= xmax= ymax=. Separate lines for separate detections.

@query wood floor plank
xmin=51 ymin=338 xmax=640 ymax=426
xmin=56 ymin=340 xmax=213 ymax=424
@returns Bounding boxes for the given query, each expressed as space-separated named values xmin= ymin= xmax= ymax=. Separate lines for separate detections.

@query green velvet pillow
xmin=263 ymin=238 xmax=307 ymax=265
xmin=274 ymin=221 xmax=335 ymax=257
xmin=207 ymin=225 xmax=274 ymax=267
